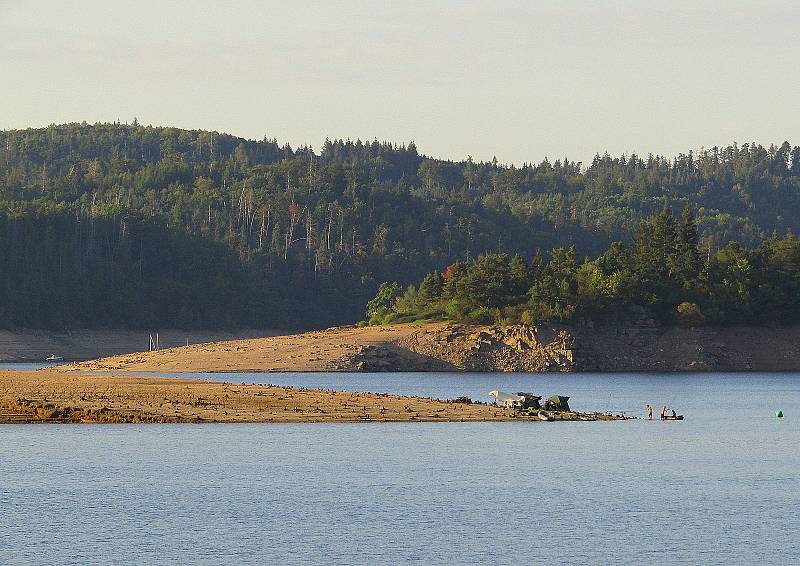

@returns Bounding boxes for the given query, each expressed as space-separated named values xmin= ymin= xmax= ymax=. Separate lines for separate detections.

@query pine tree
xmin=673 ymin=207 xmax=701 ymax=286
xmin=509 ymin=254 xmax=531 ymax=298
xmin=651 ymin=207 xmax=677 ymax=273
xmin=419 ymin=271 xmax=445 ymax=301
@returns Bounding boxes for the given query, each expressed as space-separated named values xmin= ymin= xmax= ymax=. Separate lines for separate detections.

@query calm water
xmin=0 ymin=362 xmax=60 ymax=371
xmin=2 ymin=372 xmax=798 ymax=564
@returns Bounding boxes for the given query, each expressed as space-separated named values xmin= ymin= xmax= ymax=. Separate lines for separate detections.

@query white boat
xmin=45 ymin=354 xmax=64 ymax=362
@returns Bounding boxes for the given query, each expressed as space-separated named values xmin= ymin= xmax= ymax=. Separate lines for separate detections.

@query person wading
xmin=646 ymin=404 xmax=653 ymax=420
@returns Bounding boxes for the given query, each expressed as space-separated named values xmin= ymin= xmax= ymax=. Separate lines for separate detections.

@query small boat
xmin=663 ymin=415 xmax=684 ymax=420
xmin=45 ymin=354 xmax=64 ymax=362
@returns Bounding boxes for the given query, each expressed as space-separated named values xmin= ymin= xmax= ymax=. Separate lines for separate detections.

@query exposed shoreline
xmin=0 ymin=370 xmax=624 ymax=424
xmin=58 ymin=324 xmax=440 ymax=373
xmin=2 ymin=321 xmax=795 ymax=425
xmin=54 ymin=322 xmax=800 ymax=374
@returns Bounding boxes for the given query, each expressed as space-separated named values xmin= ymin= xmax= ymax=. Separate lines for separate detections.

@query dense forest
xmin=1 ymin=122 xmax=799 ymax=329
xmin=367 ymin=208 xmax=800 ymax=327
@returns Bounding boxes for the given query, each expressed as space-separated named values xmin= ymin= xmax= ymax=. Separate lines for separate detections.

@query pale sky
xmin=2 ymin=0 xmax=798 ymax=165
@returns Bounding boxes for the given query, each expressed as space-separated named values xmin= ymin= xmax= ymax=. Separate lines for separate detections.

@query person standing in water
xmin=646 ymin=404 xmax=653 ymax=420
xmin=660 ymin=406 xmax=667 ymax=420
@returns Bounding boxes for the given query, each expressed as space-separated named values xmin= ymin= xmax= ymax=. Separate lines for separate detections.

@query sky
xmin=2 ymin=0 xmax=798 ymax=165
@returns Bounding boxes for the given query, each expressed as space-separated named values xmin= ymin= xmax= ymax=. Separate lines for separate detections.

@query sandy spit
xmin=0 ymin=370 xmax=625 ymax=424
xmin=59 ymin=324 xmax=435 ymax=373
xmin=0 ymin=369 xmax=511 ymax=424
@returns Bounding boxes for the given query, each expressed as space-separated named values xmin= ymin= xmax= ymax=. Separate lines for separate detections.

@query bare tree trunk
xmin=306 ymin=209 xmax=313 ymax=251
xmin=339 ymin=209 xmax=344 ymax=251
xmin=326 ymin=207 xmax=333 ymax=252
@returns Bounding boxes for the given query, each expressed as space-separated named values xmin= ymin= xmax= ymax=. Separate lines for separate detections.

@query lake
xmin=1 ymin=371 xmax=798 ymax=564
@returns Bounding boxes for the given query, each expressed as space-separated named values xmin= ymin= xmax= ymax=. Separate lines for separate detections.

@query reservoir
xmin=1 ymin=371 xmax=798 ymax=564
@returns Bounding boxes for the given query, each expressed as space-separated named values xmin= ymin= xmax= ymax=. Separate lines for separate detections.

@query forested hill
xmin=1 ymin=122 xmax=798 ymax=329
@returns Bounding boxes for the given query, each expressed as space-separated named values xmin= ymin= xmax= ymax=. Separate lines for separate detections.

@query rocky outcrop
xmin=569 ymin=324 xmax=751 ymax=372
xmin=345 ymin=321 xmax=800 ymax=373
xmin=386 ymin=324 xmax=576 ymax=372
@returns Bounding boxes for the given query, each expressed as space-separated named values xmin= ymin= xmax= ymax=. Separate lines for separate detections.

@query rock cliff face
xmin=568 ymin=325 xmax=762 ymax=372
xmin=350 ymin=324 xmax=576 ymax=372
xmin=346 ymin=322 xmax=800 ymax=373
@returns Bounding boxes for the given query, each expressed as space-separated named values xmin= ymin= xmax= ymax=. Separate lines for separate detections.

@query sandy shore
xmin=0 ymin=370 xmax=623 ymax=424
xmin=60 ymin=324 xmax=435 ymax=373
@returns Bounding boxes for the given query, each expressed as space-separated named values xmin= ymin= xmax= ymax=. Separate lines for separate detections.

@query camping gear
xmin=544 ymin=395 xmax=571 ymax=412
xmin=516 ymin=392 xmax=542 ymax=410
xmin=488 ymin=390 xmax=525 ymax=408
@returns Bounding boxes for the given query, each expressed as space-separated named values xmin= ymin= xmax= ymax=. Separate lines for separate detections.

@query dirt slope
xmin=59 ymin=323 xmax=577 ymax=373
xmin=60 ymin=324 xmax=436 ymax=373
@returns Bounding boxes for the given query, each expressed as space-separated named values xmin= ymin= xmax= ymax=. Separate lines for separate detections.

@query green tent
xmin=544 ymin=395 xmax=571 ymax=412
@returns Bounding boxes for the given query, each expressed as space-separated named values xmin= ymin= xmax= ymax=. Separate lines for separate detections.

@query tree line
xmin=0 ymin=122 xmax=798 ymax=328
xmin=367 ymin=208 xmax=800 ymax=327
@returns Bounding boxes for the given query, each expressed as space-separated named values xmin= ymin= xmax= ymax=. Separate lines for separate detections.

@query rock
xmin=397 ymin=323 xmax=573 ymax=373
